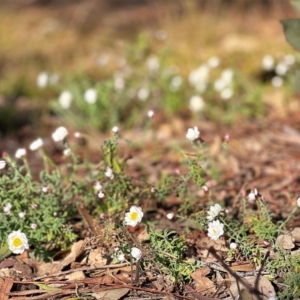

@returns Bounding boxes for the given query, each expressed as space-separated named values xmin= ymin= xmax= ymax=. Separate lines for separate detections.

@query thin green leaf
xmin=34 ymin=283 xmax=61 ymax=291
xmin=0 ymin=244 xmax=11 ymax=260
xmin=280 ymin=19 xmax=300 ymax=52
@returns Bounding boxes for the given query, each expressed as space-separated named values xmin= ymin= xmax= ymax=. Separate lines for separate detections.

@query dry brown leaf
xmin=87 ymin=247 xmax=107 ymax=267
xmin=51 ymin=240 xmax=86 ymax=274
xmin=197 ymin=237 xmax=228 ymax=252
xmin=291 ymin=227 xmax=300 ymax=242
xmin=65 ymin=270 xmax=85 ymax=281
xmin=0 ymin=259 xmax=15 ymax=269
xmin=91 ymin=288 xmax=129 ymax=300
xmin=229 ymin=275 xmax=275 ymax=300
xmin=276 ymin=234 xmax=295 ymax=249
xmin=191 ymin=267 xmax=216 ymax=294
xmin=35 ymin=261 xmax=62 ymax=277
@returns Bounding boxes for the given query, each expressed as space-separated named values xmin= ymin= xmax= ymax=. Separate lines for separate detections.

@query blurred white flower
xmin=214 ymin=78 xmax=228 ymax=92
xmin=137 ymin=88 xmax=150 ymax=101
xmin=118 ymin=253 xmax=126 ymax=262
xmin=0 ymin=160 xmax=6 ymax=169
xmin=207 ymin=220 xmax=224 ymax=240
xmin=52 ymin=126 xmax=68 ymax=142
xmin=114 ymin=76 xmax=125 ymax=91
xmin=125 ymin=206 xmax=144 ymax=227
xmin=63 ymin=148 xmax=71 ymax=156
xmin=146 ymin=56 xmax=160 ymax=73
xmin=166 ymin=212 xmax=174 ymax=220
xmin=262 ymin=55 xmax=275 ymax=71
xmin=188 ymin=65 xmax=210 ymax=93
xmin=221 ymin=68 xmax=234 ymax=83
xmin=42 ymin=186 xmax=48 ymax=193
xmin=59 ymin=91 xmax=73 ymax=109
xmin=15 ymin=148 xmax=26 ymax=159
xmin=112 ymin=126 xmax=119 ymax=133
xmin=170 ymin=75 xmax=183 ymax=91
xmin=283 ymin=54 xmax=295 ymax=66
xmin=230 ymin=242 xmax=237 ymax=250
xmin=189 ymin=95 xmax=205 ymax=112
xmin=297 ymin=197 xmax=300 ymax=207
xmin=29 ymin=138 xmax=43 ymax=151
xmin=186 ymin=126 xmax=200 ymax=141
xmin=275 ymin=62 xmax=288 ymax=76
xmin=31 ymin=223 xmax=37 ymax=229
xmin=248 ymin=188 xmax=258 ymax=203
xmin=94 ymin=181 xmax=103 ymax=193
xmin=147 ymin=110 xmax=154 ymax=118
xmin=3 ymin=203 xmax=12 ymax=214
xmin=105 ymin=167 xmax=114 ymax=180
xmin=207 ymin=203 xmax=222 ymax=221
xmin=37 ymin=72 xmax=49 ymax=89
xmin=131 ymin=247 xmax=142 ymax=260
xmin=8 ymin=230 xmax=29 ymax=254
xmin=220 ymin=87 xmax=233 ymax=100
xmin=18 ymin=211 xmax=26 ymax=219
xmin=84 ymin=88 xmax=97 ymax=104
xmin=271 ymin=76 xmax=283 ymax=88
xmin=207 ymin=56 xmax=220 ymax=68
xmin=98 ymin=191 xmax=105 ymax=198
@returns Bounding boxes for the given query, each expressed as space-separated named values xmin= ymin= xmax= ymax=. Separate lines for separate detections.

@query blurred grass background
xmin=0 ymin=0 xmax=298 ymax=136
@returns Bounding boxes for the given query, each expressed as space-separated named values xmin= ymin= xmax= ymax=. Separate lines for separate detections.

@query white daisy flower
xmin=0 ymin=160 xmax=6 ymax=169
xmin=186 ymin=126 xmax=200 ymax=141
xmin=230 ymin=242 xmax=237 ymax=250
xmin=146 ymin=56 xmax=160 ymax=73
xmin=8 ymin=230 xmax=29 ymax=254
xmin=118 ymin=253 xmax=126 ymax=262
xmin=112 ymin=126 xmax=119 ymax=133
xmin=37 ymin=72 xmax=49 ymax=89
xmin=262 ymin=55 xmax=274 ymax=71
xmin=29 ymin=138 xmax=43 ymax=151
xmin=166 ymin=212 xmax=174 ymax=220
xmin=84 ymin=88 xmax=97 ymax=104
xmin=207 ymin=220 xmax=224 ymax=240
xmin=58 ymin=91 xmax=73 ymax=109
xmin=207 ymin=56 xmax=220 ymax=68
xmin=137 ymin=88 xmax=150 ymax=101
xmin=3 ymin=203 xmax=12 ymax=214
xmin=248 ymin=189 xmax=258 ymax=203
xmin=189 ymin=95 xmax=205 ymax=112
xmin=207 ymin=204 xmax=222 ymax=221
xmin=131 ymin=247 xmax=142 ymax=261
xmin=124 ymin=206 xmax=144 ymax=227
xmin=105 ymin=167 xmax=114 ymax=180
xmin=15 ymin=148 xmax=26 ymax=159
xmin=18 ymin=211 xmax=26 ymax=219
xmin=52 ymin=126 xmax=68 ymax=142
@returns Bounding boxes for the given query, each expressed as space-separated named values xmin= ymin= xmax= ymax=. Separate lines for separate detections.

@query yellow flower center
xmin=130 ymin=212 xmax=138 ymax=221
xmin=13 ymin=237 xmax=22 ymax=247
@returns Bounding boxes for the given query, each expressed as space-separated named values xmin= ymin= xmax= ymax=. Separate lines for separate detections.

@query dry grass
xmin=0 ymin=0 xmax=298 ymax=94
